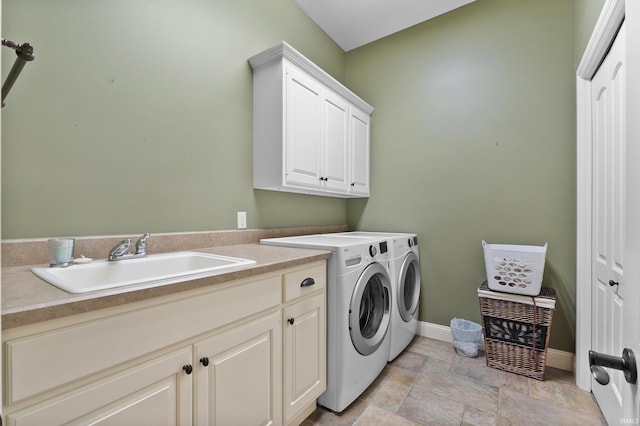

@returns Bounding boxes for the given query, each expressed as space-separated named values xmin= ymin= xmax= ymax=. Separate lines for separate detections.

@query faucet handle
xmin=135 ymin=233 xmax=150 ymax=255
xmin=115 ymin=239 xmax=132 ymax=248
xmin=109 ymin=239 xmax=133 ymax=257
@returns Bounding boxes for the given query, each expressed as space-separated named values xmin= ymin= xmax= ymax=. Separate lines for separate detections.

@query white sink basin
xmin=32 ymin=251 xmax=256 ymax=294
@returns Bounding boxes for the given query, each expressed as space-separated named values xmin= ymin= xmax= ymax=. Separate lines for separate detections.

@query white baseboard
xmin=418 ymin=321 xmax=453 ymax=343
xmin=545 ymin=348 xmax=575 ymax=372
xmin=417 ymin=321 xmax=575 ymax=372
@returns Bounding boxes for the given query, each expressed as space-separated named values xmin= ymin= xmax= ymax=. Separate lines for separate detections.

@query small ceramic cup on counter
xmin=48 ymin=238 xmax=75 ymax=267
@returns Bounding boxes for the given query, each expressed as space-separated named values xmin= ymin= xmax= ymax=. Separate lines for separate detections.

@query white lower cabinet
xmin=195 ymin=311 xmax=282 ymax=425
xmin=5 ymin=347 xmax=193 ymax=426
xmin=281 ymin=263 xmax=327 ymax=425
xmin=283 ymin=293 xmax=325 ymax=424
xmin=3 ymin=261 xmax=326 ymax=426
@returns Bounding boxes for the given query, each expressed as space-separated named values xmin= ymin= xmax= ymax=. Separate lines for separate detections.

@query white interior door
xmin=622 ymin=0 xmax=640 ymax=418
xmin=590 ymin=21 xmax=640 ymax=422
xmin=591 ymin=21 xmax=626 ymax=422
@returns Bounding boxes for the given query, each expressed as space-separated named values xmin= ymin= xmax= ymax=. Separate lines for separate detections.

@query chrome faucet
xmin=108 ymin=233 xmax=150 ymax=261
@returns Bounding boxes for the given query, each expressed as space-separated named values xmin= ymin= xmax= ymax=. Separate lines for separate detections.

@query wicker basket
xmin=478 ymin=281 xmax=556 ymax=380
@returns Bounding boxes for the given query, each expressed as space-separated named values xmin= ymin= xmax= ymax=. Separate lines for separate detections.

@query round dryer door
xmin=349 ymin=262 xmax=391 ymax=356
xmin=398 ymin=252 xmax=421 ymax=322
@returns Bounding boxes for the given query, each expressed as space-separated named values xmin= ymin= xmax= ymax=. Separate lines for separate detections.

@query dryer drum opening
xmin=403 ymin=264 xmax=417 ymax=311
xmin=398 ymin=252 xmax=421 ymax=322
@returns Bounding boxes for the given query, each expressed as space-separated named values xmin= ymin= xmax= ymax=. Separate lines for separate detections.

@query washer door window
xmin=350 ymin=262 xmax=391 ymax=356
xmin=398 ymin=252 xmax=421 ymax=322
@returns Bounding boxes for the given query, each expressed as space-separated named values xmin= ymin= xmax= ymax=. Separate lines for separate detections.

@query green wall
xmin=344 ymin=0 xmax=598 ymax=353
xmin=574 ymin=0 xmax=607 ymax=68
xmin=1 ymin=0 xmax=347 ymax=238
xmin=2 ymin=0 xmax=606 ymax=353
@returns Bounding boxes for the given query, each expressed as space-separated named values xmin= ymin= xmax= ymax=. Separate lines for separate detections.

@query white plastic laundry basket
xmin=482 ymin=240 xmax=547 ymax=296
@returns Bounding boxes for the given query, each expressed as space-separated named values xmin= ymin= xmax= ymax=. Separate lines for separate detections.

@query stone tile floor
xmin=303 ymin=336 xmax=605 ymax=426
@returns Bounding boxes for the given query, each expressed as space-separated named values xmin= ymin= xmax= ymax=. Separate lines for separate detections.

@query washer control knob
xmin=408 ymin=238 xmax=413 ymax=247
xmin=369 ymin=245 xmax=377 ymax=257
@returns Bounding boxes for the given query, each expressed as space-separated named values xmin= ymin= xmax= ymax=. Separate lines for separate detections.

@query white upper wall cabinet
xmin=249 ymin=42 xmax=374 ymax=198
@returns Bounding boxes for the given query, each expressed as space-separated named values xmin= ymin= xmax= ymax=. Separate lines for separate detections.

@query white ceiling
xmin=295 ymin=0 xmax=477 ymax=51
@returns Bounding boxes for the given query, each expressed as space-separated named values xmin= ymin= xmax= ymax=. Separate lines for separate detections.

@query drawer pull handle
xmin=200 ymin=357 xmax=210 ymax=367
xmin=301 ymin=277 xmax=315 ymax=287
xmin=288 ymin=318 xmax=295 ymax=325
xmin=183 ymin=364 xmax=193 ymax=375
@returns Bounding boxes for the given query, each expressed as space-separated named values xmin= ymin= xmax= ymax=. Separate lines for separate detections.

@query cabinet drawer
xmin=283 ymin=263 xmax=326 ymax=302
xmin=6 ymin=275 xmax=281 ymax=405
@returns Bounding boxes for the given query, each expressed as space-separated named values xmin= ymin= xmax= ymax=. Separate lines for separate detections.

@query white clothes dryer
xmin=334 ymin=232 xmax=421 ymax=361
xmin=260 ymin=234 xmax=392 ymax=413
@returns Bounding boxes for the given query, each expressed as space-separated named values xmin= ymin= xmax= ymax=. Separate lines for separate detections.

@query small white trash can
xmin=450 ymin=318 xmax=482 ymax=357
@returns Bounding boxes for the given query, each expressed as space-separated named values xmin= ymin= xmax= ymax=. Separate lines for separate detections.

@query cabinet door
xmin=323 ymin=90 xmax=350 ymax=193
xmin=283 ymin=293 xmax=326 ymax=423
xmin=285 ymin=64 xmax=323 ymax=188
xmin=195 ymin=312 xmax=282 ymax=426
xmin=6 ymin=348 xmax=192 ymax=426
xmin=349 ymin=106 xmax=370 ymax=196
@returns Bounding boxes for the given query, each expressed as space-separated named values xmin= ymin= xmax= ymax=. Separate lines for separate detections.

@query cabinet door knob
xmin=301 ymin=277 xmax=315 ymax=287
xmin=183 ymin=364 xmax=193 ymax=375
xmin=200 ymin=357 xmax=210 ymax=367
xmin=288 ymin=318 xmax=295 ymax=325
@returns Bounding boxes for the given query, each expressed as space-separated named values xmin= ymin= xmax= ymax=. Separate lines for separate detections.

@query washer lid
xmin=261 ymin=234 xmax=383 ymax=248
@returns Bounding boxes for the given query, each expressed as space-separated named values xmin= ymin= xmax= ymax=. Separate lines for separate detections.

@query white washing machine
xmin=334 ymin=232 xmax=421 ymax=361
xmin=260 ymin=234 xmax=392 ymax=413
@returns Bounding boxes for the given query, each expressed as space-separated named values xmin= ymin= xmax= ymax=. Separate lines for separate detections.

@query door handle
xmin=608 ymin=280 xmax=619 ymax=287
xmin=589 ymin=348 xmax=637 ymax=385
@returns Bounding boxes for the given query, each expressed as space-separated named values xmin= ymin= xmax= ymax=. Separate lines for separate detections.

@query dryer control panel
xmin=369 ymin=241 xmax=388 ymax=257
